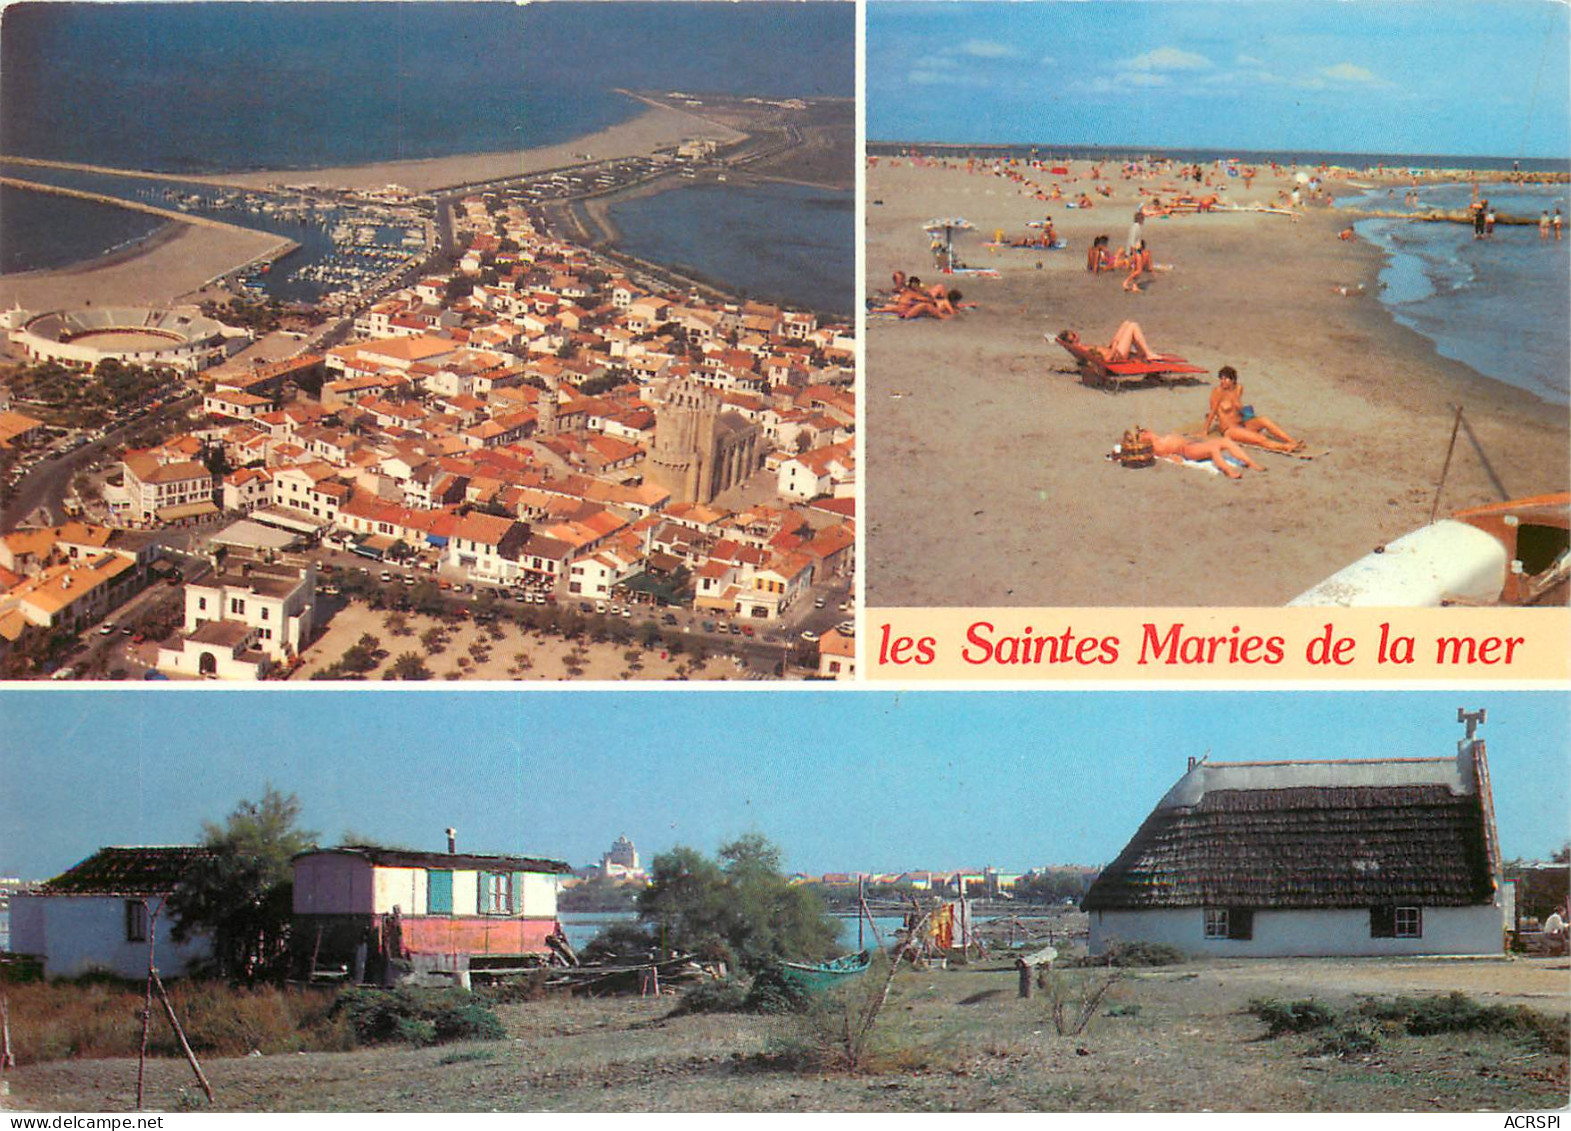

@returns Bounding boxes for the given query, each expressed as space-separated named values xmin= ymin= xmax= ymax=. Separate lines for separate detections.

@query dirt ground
xmin=6 ymin=956 xmax=1565 ymax=1113
xmin=290 ymin=602 xmax=741 ymax=682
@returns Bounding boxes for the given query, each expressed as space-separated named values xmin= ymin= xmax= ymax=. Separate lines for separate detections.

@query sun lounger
xmin=1050 ymin=331 xmax=1210 ymax=392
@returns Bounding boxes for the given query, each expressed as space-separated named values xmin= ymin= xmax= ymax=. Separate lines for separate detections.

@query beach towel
xmin=944 ymin=267 xmax=1001 ymax=277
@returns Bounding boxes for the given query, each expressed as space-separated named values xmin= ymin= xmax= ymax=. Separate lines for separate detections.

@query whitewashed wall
xmin=1090 ymin=904 xmax=1505 ymax=958
xmin=9 ymin=895 xmax=211 ymax=978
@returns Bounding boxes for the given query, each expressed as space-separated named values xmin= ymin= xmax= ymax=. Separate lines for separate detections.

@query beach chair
xmin=1050 ymin=331 xmax=1210 ymax=393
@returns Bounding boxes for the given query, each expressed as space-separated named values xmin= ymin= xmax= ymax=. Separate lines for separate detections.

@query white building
xmin=157 ymin=559 xmax=315 ymax=678
xmin=1083 ymin=715 xmax=1506 ymax=958
xmin=9 ymin=847 xmax=214 ymax=979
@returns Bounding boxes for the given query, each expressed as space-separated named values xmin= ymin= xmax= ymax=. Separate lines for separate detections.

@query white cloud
xmin=1122 ymin=46 xmax=1213 ymax=71
xmin=1128 ymin=73 xmax=1170 ymax=87
xmin=1236 ymin=54 xmax=1265 ymax=67
xmin=1321 ymin=62 xmax=1385 ymax=85
xmin=1039 ymin=54 xmax=1057 ymax=67
xmin=961 ymin=39 xmax=1021 ymax=59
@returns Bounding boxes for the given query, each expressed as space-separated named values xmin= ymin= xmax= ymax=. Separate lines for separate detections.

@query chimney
xmin=445 ymin=827 xmax=457 ymax=854
xmin=1186 ymin=755 xmax=1197 ymax=771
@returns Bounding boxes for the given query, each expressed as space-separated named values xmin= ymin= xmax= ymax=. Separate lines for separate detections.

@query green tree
xmin=168 ymin=787 xmax=317 ymax=983
xmin=633 ymin=836 xmax=837 ymax=972
xmin=386 ymin=653 xmax=433 ymax=680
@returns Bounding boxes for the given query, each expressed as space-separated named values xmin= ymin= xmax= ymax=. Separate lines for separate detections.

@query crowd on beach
xmin=869 ymin=151 xmax=1355 ymax=476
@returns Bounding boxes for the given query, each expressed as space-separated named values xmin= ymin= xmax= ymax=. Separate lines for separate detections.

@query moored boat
xmin=778 ymin=950 xmax=871 ymax=991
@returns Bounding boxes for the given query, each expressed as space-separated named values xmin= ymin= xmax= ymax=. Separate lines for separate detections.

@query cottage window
xmin=1203 ymin=908 xmax=1252 ymax=940
xmin=230 ymin=598 xmax=245 ymax=615
xmin=1395 ymin=907 xmax=1423 ymax=938
xmin=480 ymin=872 xmax=515 ymax=915
xmin=1370 ymin=905 xmax=1423 ymax=938
xmin=125 ymin=899 xmax=149 ymax=942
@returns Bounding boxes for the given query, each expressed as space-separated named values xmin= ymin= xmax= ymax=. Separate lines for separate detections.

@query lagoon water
xmin=1338 ymin=183 xmax=1571 ymax=405
xmin=558 ymin=911 xmax=904 ymax=956
xmin=609 ymin=183 xmax=855 ymax=316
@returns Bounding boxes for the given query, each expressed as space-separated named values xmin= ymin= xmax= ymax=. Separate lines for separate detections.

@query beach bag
xmin=1119 ymin=427 xmax=1155 ymax=468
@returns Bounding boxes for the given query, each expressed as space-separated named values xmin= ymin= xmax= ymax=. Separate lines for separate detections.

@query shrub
xmin=744 ymin=964 xmax=814 ymax=1015
xmin=1359 ymin=993 xmax=1568 ymax=1053
xmin=331 ymin=987 xmax=506 ymax=1046
xmin=1249 ymin=997 xmax=1341 ymax=1036
xmin=1313 ymin=1024 xmax=1381 ymax=1058
xmin=670 ymin=978 xmax=750 ymax=1017
xmin=1071 ymin=942 xmax=1185 ymax=968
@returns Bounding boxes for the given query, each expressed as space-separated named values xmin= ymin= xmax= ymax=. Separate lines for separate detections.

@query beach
xmin=203 ymin=103 xmax=744 ymax=194
xmin=0 ymin=103 xmax=743 ymax=317
xmin=0 ymin=221 xmax=285 ymax=316
xmin=865 ymin=159 xmax=1570 ymax=607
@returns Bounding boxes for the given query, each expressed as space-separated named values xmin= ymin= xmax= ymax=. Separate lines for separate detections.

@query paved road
xmin=1 ymin=392 xmax=198 ymax=534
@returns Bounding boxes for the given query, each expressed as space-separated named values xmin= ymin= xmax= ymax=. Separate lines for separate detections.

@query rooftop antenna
xmin=1457 ymin=708 xmax=1487 ymax=743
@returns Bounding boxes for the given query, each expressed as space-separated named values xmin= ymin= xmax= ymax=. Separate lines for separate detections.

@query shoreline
xmin=0 ymin=101 xmax=748 ymax=312
xmin=864 ymin=157 xmax=1568 ymax=607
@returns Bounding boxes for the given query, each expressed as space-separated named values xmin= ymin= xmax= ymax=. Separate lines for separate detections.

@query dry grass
xmin=4 ymin=980 xmax=351 ymax=1064
xmin=5 ymin=957 xmax=1567 ymax=1112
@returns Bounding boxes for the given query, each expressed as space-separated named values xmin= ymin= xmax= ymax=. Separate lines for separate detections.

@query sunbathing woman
xmin=900 ymin=287 xmax=963 ymax=320
xmin=1060 ymin=321 xmax=1170 ymax=362
xmin=1136 ymin=428 xmax=1266 ymax=480
xmin=1205 ymin=365 xmax=1303 ymax=452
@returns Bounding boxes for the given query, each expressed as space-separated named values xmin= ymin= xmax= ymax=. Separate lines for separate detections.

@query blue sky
xmin=868 ymin=1 xmax=1571 ymax=158
xmin=2 ymin=691 xmax=1565 ymax=880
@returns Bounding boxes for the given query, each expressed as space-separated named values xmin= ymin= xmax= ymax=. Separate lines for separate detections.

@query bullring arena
xmin=5 ymin=305 xmax=249 ymax=372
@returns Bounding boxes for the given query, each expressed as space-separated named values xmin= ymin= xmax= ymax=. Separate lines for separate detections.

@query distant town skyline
xmin=3 ymin=690 xmax=1565 ymax=881
xmin=868 ymin=1 xmax=1571 ymax=159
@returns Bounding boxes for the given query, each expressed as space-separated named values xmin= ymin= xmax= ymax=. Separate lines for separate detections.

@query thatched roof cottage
xmin=1082 ymin=714 xmax=1504 ymax=957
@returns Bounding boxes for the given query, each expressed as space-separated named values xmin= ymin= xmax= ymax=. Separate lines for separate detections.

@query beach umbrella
xmin=922 ymin=217 xmax=975 ymax=269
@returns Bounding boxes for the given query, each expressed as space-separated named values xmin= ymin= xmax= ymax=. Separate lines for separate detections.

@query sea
xmin=1335 ymin=183 xmax=1571 ymax=405
xmin=0 ymin=2 xmax=853 ymax=305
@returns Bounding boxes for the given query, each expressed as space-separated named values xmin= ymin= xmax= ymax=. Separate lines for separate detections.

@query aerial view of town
xmin=1 ymin=690 xmax=1566 ymax=1111
xmin=0 ymin=2 xmax=856 ymax=681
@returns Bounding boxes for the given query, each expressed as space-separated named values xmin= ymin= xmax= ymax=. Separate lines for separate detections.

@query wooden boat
xmin=779 ymin=950 xmax=871 ymax=992
xmin=1287 ymin=493 xmax=1570 ymax=607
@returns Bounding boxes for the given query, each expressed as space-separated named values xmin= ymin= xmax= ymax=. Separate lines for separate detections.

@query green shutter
xmin=427 ymin=870 xmax=453 ymax=914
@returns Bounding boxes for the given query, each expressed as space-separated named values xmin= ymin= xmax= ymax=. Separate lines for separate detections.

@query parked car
xmin=662 ymin=613 xmax=678 ymax=625
xmin=800 ymin=629 xmax=820 ymax=643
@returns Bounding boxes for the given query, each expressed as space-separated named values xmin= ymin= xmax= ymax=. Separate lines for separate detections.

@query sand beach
xmin=205 ymin=103 xmax=743 ymax=194
xmin=0 ymin=221 xmax=286 ymax=315
xmin=0 ymin=103 xmax=740 ymax=317
xmin=865 ymin=158 xmax=1570 ymax=607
